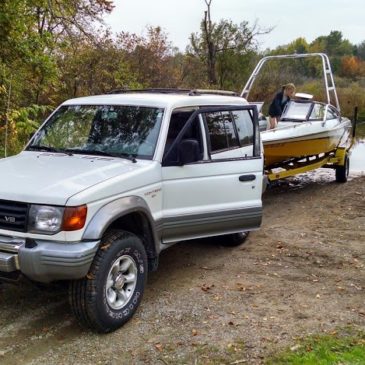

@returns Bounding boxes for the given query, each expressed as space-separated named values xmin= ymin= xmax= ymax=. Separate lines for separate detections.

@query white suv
xmin=0 ymin=89 xmax=264 ymax=332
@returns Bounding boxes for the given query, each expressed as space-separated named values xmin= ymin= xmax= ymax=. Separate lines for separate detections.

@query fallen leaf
xmin=306 ymin=345 xmax=313 ymax=352
xmin=350 ymin=283 xmax=362 ymax=290
xmin=154 ymin=343 xmax=163 ymax=351
xmin=290 ymin=344 xmax=301 ymax=351
xmin=201 ymin=284 xmax=215 ymax=292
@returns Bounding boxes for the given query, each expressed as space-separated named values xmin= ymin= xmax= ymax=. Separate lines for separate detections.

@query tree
xmin=118 ymin=27 xmax=180 ymax=88
xmin=310 ymin=31 xmax=354 ymax=56
xmin=189 ymin=0 xmax=271 ymax=86
xmin=271 ymin=37 xmax=309 ymax=55
xmin=56 ymin=31 xmax=142 ymax=100
xmin=0 ymin=0 xmax=113 ymax=156
xmin=309 ymin=31 xmax=355 ymax=73
xmin=340 ymin=56 xmax=365 ymax=79
xmin=355 ymin=40 xmax=365 ymax=60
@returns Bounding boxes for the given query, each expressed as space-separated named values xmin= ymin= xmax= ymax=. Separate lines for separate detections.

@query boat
xmin=241 ymin=53 xmax=353 ymax=169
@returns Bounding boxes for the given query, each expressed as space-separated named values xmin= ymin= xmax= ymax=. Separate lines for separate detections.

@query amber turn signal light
xmin=62 ymin=205 xmax=87 ymax=231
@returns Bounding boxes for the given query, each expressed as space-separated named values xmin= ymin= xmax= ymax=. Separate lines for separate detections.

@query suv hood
xmin=0 ymin=152 xmax=148 ymax=205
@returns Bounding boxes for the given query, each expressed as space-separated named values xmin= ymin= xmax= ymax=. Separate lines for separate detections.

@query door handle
xmin=239 ymin=174 xmax=256 ymax=182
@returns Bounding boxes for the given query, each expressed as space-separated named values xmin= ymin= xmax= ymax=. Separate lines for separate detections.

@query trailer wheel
xmin=335 ymin=154 xmax=349 ymax=183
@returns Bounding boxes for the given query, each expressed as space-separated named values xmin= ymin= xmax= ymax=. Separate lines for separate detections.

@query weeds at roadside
xmin=266 ymin=327 xmax=365 ymax=365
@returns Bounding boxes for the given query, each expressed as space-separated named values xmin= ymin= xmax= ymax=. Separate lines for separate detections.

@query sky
xmin=104 ymin=0 xmax=364 ymax=51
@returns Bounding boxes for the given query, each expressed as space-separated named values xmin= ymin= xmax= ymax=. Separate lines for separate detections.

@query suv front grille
xmin=0 ymin=200 xmax=29 ymax=232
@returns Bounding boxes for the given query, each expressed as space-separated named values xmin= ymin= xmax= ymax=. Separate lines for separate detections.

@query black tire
xmin=219 ymin=231 xmax=250 ymax=247
xmin=336 ymin=154 xmax=349 ymax=183
xmin=69 ymin=230 xmax=147 ymax=333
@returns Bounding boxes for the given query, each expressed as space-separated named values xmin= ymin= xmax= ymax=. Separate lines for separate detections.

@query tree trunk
xmin=204 ymin=3 xmax=217 ymax=85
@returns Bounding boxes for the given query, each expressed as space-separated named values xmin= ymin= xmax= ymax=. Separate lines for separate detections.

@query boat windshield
xmin=27 ymin=105 xmax=164 ymax=160
xmin=281 ymin=101 xmax=333 ymax=122
xmin=281 ymin=101 xmax=312 ymax=121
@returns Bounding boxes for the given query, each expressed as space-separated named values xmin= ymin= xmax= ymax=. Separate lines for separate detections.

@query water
xmin=306 ymin=121 xmax=365 ymax=179
xmin=350 ymin=122 xmax=365 ymax=174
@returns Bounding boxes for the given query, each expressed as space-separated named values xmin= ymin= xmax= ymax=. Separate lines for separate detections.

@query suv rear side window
xmin=205 ymin=111 xmax=239 ymax=153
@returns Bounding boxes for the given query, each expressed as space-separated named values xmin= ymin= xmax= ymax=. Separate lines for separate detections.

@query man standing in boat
xmin=268 ymin=83 xmax=296 ymax=129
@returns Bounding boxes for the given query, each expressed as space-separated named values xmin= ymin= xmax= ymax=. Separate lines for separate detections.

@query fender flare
xmin=82 ymin=196 xmax=161 ymax=254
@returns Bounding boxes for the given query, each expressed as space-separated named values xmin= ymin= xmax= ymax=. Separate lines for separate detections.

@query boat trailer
xmin=266 ymin=146 xmax=350 ymax=183
xmin=265 ymin=107 xmax=358 ymax=183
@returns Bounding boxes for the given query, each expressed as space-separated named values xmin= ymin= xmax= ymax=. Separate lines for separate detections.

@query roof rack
xmin=195 ymin=89 xmax=239 ymax=97
xmin=107 ymin=88 xmax=239 ymax=97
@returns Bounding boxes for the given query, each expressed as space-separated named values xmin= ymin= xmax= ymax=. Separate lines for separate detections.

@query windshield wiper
xmin=27 ymin=145 xmax=73 ymax=156
xmin=118 ymin=152 xmax=137 ymax=163
xmin=64 ymin=149 xmax=137 ymax=163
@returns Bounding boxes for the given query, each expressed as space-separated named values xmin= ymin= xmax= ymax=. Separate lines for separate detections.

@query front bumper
xmin=0 ymin=235 xmax=100 ymax=283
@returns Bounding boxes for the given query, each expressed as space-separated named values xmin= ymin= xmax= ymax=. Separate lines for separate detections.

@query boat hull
xmin=262 ymin=119 xmax=351 ymax=167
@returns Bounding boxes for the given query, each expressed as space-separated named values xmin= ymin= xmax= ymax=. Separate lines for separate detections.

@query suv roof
xmin=62 ymin=90 xmax=247 ymax=110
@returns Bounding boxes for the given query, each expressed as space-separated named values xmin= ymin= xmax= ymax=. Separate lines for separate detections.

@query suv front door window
xmin=163 ymin=109 xmax=204 ymax=165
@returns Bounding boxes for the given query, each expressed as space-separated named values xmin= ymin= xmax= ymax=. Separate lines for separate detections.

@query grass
xmin=266 ymin=329 xmax=365 ymax=365
xmin=151 ymin=329 xmax=365 ymax=364
xmin=355 ymin=121 xmax=365 ymax=139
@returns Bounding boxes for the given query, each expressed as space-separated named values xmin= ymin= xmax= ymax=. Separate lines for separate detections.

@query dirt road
xmin=0 ymin=174 xmax=364 ymax=364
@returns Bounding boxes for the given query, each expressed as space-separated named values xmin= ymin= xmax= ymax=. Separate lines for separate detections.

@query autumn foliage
xmin=1 ymin=2 xmax=365 ymax=156
xmin=340 ymin=56 xmax=365 ymax=79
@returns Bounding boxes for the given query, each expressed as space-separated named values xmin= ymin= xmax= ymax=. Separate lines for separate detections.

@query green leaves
xmin=0 ymin=0 xmax=113 ymax=156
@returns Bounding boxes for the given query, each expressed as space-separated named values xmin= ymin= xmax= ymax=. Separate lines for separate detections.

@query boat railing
xmin=241 ymin=53 xmax=340 ymax=112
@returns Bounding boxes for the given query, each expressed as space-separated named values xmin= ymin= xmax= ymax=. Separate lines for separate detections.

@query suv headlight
xmin=28 ymin=205 xmax=87 ymax=234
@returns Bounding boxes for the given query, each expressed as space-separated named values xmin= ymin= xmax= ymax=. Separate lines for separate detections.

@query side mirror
xmin=178 ymin=139 xmax=200 ymax=165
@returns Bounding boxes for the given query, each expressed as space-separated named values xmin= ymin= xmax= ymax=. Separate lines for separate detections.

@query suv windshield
xmin=27 ymin=105 xmax=164 ymax=159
